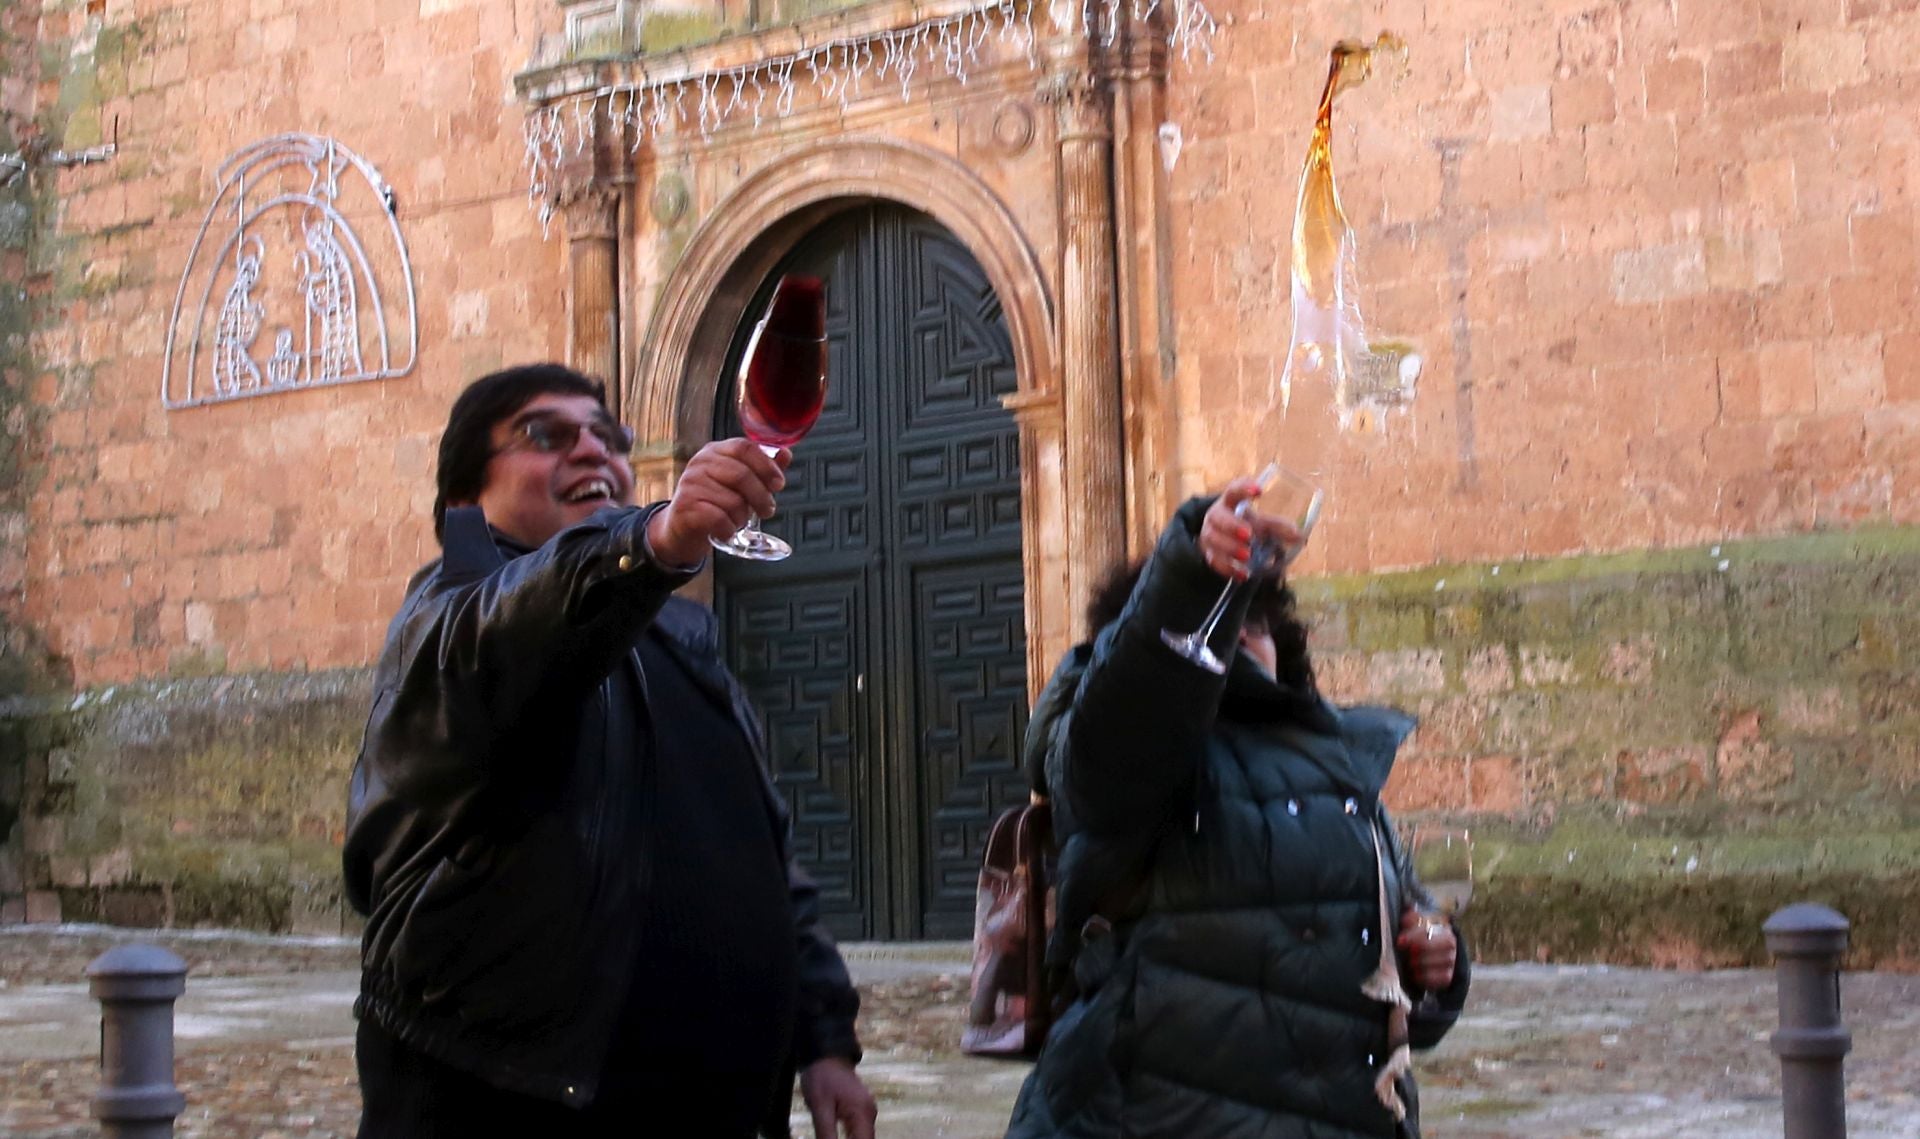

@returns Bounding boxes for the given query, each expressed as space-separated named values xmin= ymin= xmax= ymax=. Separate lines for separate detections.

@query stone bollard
xmin=86 ymin=944 xmax=189 ymax=1139
xmin=1763 ymin=903 xmax=1851 ymax=1139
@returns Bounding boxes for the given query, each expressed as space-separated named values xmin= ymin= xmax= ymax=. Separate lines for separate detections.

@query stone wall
xmin=5 ymin=671 xmax=367 ymax=931
xmin=2 ymin=0 xmax=60 ymax=925
xmin=2 ymin=0 xmax=568 ymax=925
xmin=18 ymin=0 xmax=568 ymax=690
xmin=2 ymin=0 xmax=1917 ymax=962
xmin=1160 ymin=0 xmax=1920 ymax=964
xmin=1305 ymin=526 xmax=1920 ymax=967
xmin=1163 ymin=0 xmax=1920 ymax=572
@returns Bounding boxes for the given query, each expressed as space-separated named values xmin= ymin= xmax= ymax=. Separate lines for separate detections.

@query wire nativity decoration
xmin=162 ymin=134 xmax=418 ymax=410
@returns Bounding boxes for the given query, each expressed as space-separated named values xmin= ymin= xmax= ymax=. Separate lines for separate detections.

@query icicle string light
xmin=524 ymin=0 xmax=1216 ymax=226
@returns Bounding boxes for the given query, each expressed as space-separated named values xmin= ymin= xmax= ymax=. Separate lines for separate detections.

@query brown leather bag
xmin=960 ymin=798 xmax=1055 ymax=1057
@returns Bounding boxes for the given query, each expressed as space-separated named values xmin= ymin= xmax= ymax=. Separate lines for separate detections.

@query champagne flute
xmin=712 ymin=274 xmax=829 ymax=562
xmin=1159 ymin=463 xmax=1324 ymax=674
xmin=1409 ymin=825 xmax=1471 ymax=1006
xmin=1411 ymin=825 xmax=1473 ymax=919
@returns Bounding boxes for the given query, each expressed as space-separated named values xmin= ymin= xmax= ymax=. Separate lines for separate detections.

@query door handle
xmin=855 ymin=673 xmax=866 ymax=693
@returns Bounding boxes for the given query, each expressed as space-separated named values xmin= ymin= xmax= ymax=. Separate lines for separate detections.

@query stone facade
xmin=1 ymin=0 xmax=1917 ymax=963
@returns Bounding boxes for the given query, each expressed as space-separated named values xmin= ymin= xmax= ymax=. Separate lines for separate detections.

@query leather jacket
xmin=343 ymin=504 xmax=860 ymax=1131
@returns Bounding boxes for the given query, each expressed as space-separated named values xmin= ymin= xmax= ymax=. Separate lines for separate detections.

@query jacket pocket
xmin=393 ymin=839 xmax=594 ymax=1034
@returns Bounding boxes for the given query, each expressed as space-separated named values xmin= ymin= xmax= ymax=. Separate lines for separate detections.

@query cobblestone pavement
xmin=4 ymin=925 xmax=1917 ymax=1138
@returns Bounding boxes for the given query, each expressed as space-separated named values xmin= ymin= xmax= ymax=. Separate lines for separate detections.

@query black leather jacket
xmin=343 ymin=504 xmax=860 ymax=1130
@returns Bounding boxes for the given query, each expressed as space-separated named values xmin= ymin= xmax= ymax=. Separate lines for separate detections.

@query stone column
xmin=1045 ymin=65 xmax=1127 ymax=642
xmin=1003 ymin=388 xmax=1069 ymax=700
xmin=1110 ymin=21 xmax=1175 ymax=560
xmin=560 ymin=182 xmax=624 ymax=410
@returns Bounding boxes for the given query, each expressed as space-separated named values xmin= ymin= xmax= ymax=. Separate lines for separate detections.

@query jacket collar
xmin=1218 ymin=655 xmax=1417 ymax=797
xmin=1221 ymin=653 xmax=1338 ymax=730
xmin=1335 ymin=704 xmax=1419 ymax=790
xmin=439 ymin=506 xmax=511 ymax=582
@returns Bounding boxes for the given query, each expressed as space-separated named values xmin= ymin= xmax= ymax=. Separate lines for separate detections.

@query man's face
xmin=467 ymin=393 xmax=636 ymax=548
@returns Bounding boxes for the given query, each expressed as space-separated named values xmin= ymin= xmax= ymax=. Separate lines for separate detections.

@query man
xmin=344 ymin=364 xmax=878 ymax=1139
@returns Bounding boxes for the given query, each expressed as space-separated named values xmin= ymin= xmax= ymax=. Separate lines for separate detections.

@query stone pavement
xmin=3 ymin=925 xmax=1918 ymax=1138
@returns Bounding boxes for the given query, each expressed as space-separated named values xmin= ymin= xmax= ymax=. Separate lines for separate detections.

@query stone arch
xmin=626 ymin=136 xmax=1074 ymax=685
xmin=628 ymin=136 xmax=1057 ymax=450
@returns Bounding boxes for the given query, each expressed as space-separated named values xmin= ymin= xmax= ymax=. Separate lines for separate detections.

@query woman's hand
xmin=1395 ymin=907 xmax=1458 ymax=992
xmin=1199 ymin=476 xmax=1304 ymax=581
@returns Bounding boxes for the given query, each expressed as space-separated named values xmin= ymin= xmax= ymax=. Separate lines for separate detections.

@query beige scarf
xmin=1358 ymin=819 xmax=1413 ymax=1120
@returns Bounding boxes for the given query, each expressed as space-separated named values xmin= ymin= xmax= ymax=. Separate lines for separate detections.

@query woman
xmin=1005 ymin=476 xmax=1471 ymax=1139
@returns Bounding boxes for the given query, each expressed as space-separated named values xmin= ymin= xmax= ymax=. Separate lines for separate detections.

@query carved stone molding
xmin=992 ymin=100 xmax=1037 ymax=157
xmin=557 ymin=180 xmax=622 ymax=242
xmin=1040 ymin=66 xmax=1112 ymax=142
xmin=999 ymin=388 xmax=1063 ymax=425
xmin=650 ymin=173 xmax=691 ymax=227
xmin=631 ymin=137 xmax=1056 ymax=446
xmin=559 ymin=180 xmax=624 ymax=395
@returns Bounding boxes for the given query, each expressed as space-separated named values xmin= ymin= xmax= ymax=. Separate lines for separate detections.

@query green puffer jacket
xmin=1005 ymin=498 xmax=1471 ymax=1139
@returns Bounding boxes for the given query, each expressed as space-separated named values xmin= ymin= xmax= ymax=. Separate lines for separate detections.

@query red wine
xmin=738 ymin=275 xmax=828 ymax=447
xmin=765 ymin=273 xmax=827 ymax=339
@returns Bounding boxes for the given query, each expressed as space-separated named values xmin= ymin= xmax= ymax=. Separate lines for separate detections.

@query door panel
xmin=910 ymin=558 xmax=1031 ymax=938
xmin=715 ymin=204 xmax=1028 ymax=940
xmin=723 ymin=579 xmax=866 ymax=928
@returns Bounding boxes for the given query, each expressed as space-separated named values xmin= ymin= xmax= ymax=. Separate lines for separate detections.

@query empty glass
xmin=1159 ymin=463 xmax=1324 ymax=674
xmin=1411 ymin=826 xmax=1473 ymax=918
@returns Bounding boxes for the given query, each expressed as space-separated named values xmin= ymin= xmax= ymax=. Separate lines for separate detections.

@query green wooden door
xmin=714 ymin=204 xmax=1029 ymax=940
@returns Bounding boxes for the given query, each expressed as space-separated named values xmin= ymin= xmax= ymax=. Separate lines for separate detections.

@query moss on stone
xmin=775 ymin=0 xmax=873 ymax=20
xmin=1449 ymin=821 xmax=1920 ymax=967
xmin=636 ymin=12 xmax=733 ymax=54
xmin=9 ymin=672 xmax=369 ymax=928
xmin=1295 ymin=526 xmax=1920 ymax=611
xmin=132 ymin=841 xmax=296 ymax=929
xmin=1469 ymin=868 xmax=1918 ymax=969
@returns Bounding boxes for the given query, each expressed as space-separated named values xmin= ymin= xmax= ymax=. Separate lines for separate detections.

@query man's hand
xmin=1199 ymin=475 xmax=1304 ymax=581
xmin=645 ymin=439 xmax=791 ymax=567
xmin=1395 ymin=907 xmax=1458 ymax=993
xmin=799 ymin=1057 xmax=876 ymax=1139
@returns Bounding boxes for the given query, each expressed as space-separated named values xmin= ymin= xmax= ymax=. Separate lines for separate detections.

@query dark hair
xmin=1086 ymin=558 xmax=1148 ymax=634
xmin=1086 ymin=556 xmax=1316 ymax=693
xmin=433 ymin=364 xmax=608 ymax=541
xmin=1245 ymin=574 xmax=1317 ymax=695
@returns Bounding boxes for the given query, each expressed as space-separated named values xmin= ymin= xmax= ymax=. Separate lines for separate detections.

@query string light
xmin=522 ymin=0 xmax=1217 ymax=227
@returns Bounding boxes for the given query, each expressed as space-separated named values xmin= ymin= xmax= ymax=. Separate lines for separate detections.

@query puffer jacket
xmin=343 ymin=504 xmax=860 ymax=1134
xmin=1006 ymin=497 xmax=1471 ymax=1139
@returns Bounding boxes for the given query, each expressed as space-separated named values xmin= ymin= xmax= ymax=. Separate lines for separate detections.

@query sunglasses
xmin=496 ymin=411 xmax=636 ymax=458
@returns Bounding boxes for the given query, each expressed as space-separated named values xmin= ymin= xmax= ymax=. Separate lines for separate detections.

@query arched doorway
xmin=713 ymin=203 xmax=1029 ymax=941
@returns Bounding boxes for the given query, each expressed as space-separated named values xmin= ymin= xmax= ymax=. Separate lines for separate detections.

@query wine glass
xmin=1411 ymin=826 xmax=1473 ymax=918
xmin=712 ymin=274 xmax=829 ymax=562
xmin=1159 ymin=463 xmax=1324 ymax=674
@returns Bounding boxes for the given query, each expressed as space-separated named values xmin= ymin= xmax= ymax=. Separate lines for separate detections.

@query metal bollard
xmin=1763 ymin=903 xmax=1851 ymax=1139
xmin=86 ymin=944 xmax=188 ymax=1139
